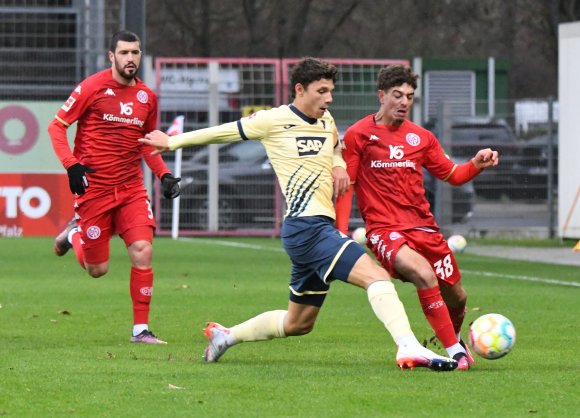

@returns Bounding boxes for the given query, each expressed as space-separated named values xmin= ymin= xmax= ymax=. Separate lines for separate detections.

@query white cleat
xmin=203 ymin=322 xmax=231 ymax=362
xmin=396 ymin=343 xmax=458 ymax=372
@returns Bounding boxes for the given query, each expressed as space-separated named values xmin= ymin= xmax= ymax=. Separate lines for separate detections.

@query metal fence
xmin=0 ymin=3 xmax=559 ymax=239
xmin=423 ymin=98 xmax=559 ymax=239
xmin=154 ymin=58 xmax=410 ymax=236
xmin=154 ymin=58 xmax=558 ymax=239
xmin=0 ymin=0 xmax=123 ymax=101
xmin=154 ymin=58 xmax=283 ymax=236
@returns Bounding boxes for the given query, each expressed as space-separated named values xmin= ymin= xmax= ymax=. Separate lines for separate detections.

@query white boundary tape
xmin=462 ymin=269 xmax=580 ymax=288
xmin=179 ymin=238 xmax=580 ymax=288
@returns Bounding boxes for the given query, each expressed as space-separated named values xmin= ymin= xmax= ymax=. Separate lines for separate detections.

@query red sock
xmin=447 ymin=304 xmax=467 ymax=335
xmin=71 ymin=231 xmax=86 ymax=270
xmin=417 ymin=286 xmax=458 ymax=348
xmin=130 ymin=267 xmax=153 ymax=325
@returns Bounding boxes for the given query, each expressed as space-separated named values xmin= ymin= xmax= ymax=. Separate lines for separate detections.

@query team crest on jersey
xmin=136 ymin=90 xmax=148 ymax=104
xmin=86 ymin=226 xmax=101 ymax=240
xmin=296 ymin=137 xmax=326 ymax=156
xmin=406 ymin=133 xmax=420 ymax=146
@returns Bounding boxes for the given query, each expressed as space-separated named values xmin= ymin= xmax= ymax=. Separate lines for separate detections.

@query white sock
xmin=133 ymin=324 xmax=148 ymax=336
xmin=394 ymin=334 xmax=422 ymax=348
xmin=230 ymin=310 xmax=287 ymax=343
xmin=446 ymin=342 xmax=466 ymax=358
xmin=67 ymin=227 xmax=79 ymax=244
xmin=367 ymin=280 xmax=414 ymax=342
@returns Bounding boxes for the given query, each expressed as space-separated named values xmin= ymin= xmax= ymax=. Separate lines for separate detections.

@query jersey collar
xmin=289 ymin=104 xmax=317 ymax=125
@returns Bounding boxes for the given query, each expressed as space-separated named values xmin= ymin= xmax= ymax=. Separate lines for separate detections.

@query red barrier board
xmin=0 ymin=173 xmax=74 ymax=237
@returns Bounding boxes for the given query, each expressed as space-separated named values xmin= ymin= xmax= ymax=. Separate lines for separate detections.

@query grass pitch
xmin=1 ymin=237 xmax=578 ymax=417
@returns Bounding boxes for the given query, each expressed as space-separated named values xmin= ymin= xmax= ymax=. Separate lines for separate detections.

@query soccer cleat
xmin=396 ymin=344 xmax=458 ymax=372
xmin=130 ymin=329 xmax=167 ymax=344
xmin=459 ymin=338 xmax=476 ymax=365
xmin=203 ymin=322 xmax=231 ymax=362
xmin=54 ymin=217 xmax=77 ymax=256
xmin=454 ymin=352 xmax=471 ymax=370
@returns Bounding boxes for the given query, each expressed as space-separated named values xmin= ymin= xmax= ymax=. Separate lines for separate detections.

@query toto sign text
xmin=0 ymin=186 xmax=51 ymax=219
xmin=0 ymin=174 xmax=74 ymax=236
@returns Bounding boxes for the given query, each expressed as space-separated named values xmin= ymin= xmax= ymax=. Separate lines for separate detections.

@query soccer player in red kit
xmin=48 ymin=30 xmax=181 ymax=344
xmin=335 ymin=64 xmax=499 ymax=370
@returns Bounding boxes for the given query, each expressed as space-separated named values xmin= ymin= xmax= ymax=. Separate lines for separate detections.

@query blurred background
xmin=0 ymin=0 xmax=575 ymax=240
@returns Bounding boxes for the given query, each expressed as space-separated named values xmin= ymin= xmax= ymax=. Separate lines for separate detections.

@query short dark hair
xmin=377 ymin=64 xmax=419 ymax=91
xmin=290 ymin=57 xmax=338 ymax=98
xmin=109 ymin=30 xmax=141 ymax=52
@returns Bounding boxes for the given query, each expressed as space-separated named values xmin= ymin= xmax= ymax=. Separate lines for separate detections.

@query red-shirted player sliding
xmin=335 ymin=64 xmax=500 ymax=370
xmin=48 ymin=30 xmax=180 ymax=344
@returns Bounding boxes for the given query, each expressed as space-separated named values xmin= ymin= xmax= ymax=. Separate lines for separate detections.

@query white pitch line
xmin=178 ymin=237 xmax=285 ymax=252
xmin=178 ymin=238 xmax=580 ymax=288
xmin=463 ymin=269 xmax=580 ymax=288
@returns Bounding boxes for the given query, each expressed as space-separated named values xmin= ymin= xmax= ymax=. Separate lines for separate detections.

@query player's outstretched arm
xmin=447 ymin=148 xmax=500 ymax=186
xmin=139 ymin=130 xmax=170 ymax=154
xmin=472 ymin=148 xmax=499 ymax=169
xmin=141 ymin=122 xmax=245 ymax=155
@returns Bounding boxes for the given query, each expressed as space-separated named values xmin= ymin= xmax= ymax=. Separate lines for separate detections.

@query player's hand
xmin=67 ymin=163 xmax=96 ymax=195
xmin=472 ymin=148 xmax=500 ymax=169
xmin=139 ymin=130 xmax=171 ymax=155
xmin=161 ymin=174 xmax=181 ymax=199
xmin=332 ymin=166 xmax=350 ymax=197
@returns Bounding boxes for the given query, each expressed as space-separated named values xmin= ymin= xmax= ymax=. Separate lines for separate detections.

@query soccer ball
xmin=447 ymin=234 xmax=467 ymax=253
xmin=351 ymin=227 xmax=367 ymax=245
xmin=469 ymin=313 xmax=516 ymax=359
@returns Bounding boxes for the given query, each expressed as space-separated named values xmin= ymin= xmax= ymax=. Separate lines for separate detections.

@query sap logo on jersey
xmin=296 ymin=137 xmax=326 ymax=156
xmin=0 ymin=186 xmax=51 ymax=219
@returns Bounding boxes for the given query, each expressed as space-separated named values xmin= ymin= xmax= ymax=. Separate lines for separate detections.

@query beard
xmin=114 ymin=60 xmax=138 ymax=81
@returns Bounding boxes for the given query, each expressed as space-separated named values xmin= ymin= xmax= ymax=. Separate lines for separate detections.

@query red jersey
xmin=342 ymin=115 xmax=456 ymax=231
xmin=53 ymin=69 xmax=167 ymax=187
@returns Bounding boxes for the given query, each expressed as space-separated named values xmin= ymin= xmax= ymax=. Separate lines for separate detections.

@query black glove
xmin=67 ymin=163 xmax=96 ymax=195
xmin=161 ymin=173 xmax=181 ymax=199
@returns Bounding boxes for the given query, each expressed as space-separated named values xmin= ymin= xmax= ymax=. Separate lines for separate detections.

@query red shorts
xmin=366 ymin=228 xmax=461 ymax=286
xmin=74 ymin=183 xmax=155 ymax=264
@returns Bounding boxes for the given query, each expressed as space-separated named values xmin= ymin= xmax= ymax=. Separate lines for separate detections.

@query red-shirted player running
xmin=48 ymin=30 xmax=181 ymax=344
xmin=335 ymin=64 xmax=500 ymax=370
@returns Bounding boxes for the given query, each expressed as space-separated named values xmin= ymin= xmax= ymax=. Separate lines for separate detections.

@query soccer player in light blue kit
xmin=140 ymin=57 xmax=457 ymax=371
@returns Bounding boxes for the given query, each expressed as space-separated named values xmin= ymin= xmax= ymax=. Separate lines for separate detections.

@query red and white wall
xmin=0 ymin=102 xmax=74 ymax=236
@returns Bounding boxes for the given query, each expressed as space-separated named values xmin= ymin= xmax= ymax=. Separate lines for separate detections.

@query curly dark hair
xmin=109 ymin=30 xmax=141 ymax=52
xmin=377 ymin=64 xmax=419 ymax=91
xmin=290 ymin=57 xmax=338 ymax=98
